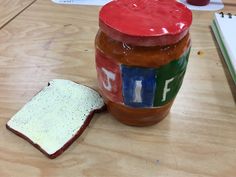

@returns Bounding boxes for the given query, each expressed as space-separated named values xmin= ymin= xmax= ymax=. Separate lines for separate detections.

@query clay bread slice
xmin=6 ymin=79 xmax=105 ymax=159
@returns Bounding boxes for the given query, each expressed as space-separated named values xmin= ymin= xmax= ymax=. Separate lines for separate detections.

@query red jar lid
xmin=99 ymin=0 xmax=192 ymax=46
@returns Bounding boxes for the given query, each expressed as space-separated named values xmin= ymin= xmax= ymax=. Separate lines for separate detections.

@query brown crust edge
xmin=6 ymin=105 xmax=106 ymax=159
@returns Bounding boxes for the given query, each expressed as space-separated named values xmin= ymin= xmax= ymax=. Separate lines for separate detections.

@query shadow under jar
xmin=95 ymin=0 xmax=192 ymax=126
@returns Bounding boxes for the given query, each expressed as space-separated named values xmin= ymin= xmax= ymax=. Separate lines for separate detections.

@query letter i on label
xmin=121 ymin=65 xmax=156 ymax=108
xmin=133 ymin=80 xmax=143 ymax=103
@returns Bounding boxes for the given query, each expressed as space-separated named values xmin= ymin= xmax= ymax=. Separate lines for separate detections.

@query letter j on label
xmin=101 ymin=67 xmax=115 ymax=91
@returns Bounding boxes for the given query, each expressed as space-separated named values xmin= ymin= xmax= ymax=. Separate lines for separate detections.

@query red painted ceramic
xmin=96 ymin=0 xmax=192 ymax=126
xmin=187 ymin=0 xmax=210 ymax=6
xmin=99 ymin=0 xmax=192 ymax=46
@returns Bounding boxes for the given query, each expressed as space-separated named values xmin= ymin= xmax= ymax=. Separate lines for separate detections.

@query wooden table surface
xmin=0 ymin=0 xmax=235 ymax=176
xmin=0 ymin=0 xmax=36 ymax=28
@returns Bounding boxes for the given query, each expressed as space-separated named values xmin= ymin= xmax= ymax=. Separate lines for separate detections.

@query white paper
xmin=52 ymin=0 xmax=224 ymax=10
xmin=51 ymin=0 xmax=111 ymax=6
xmin=215 ymin=13 xmax=236 ymax=71
xmin=178 ymin=0 xmax=224 ymax=11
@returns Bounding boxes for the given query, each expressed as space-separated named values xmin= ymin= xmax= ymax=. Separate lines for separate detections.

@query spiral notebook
xmin=211 ymin=12 xmax=236 ymax=85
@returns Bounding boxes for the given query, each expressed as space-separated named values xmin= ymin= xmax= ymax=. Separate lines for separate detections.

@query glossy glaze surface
xmin=99 ymin=0 xmax=192 ymax=46
xmin=96 ymin=31 xmax=191 ymax=68
xmin=105 ymin=98 xmax=174 ymax=127
xmin=96 ymin=0 xmax=192 ymax=126
xmin=95 ymin=33 xmax=190 ymax=126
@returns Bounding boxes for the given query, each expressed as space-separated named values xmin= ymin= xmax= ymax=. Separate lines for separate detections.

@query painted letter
xmin=102 ymin=67 xmax=115 ymax=91
xmin=162 ymin=78 xmax=174 ymax=102
xmin=133 ymin=80 xmax=142 ymax=103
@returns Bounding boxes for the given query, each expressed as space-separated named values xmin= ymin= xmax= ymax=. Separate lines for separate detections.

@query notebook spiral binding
xmin=219 ymin=12 xmax=236 ymax=19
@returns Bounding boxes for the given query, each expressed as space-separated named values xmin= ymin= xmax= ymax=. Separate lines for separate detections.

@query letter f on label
xmin=101 ymin=67 xmax=115 ymax=91
xmin=162 ymin=77 xmax=174 ymax=102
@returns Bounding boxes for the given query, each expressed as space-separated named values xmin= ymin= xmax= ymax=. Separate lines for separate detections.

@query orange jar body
xmin=95 ymin=0 xmax=192 ymax=126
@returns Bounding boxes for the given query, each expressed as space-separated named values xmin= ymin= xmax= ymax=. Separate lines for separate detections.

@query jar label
xmin=121 ymin=66 xmax=157 ymax=108
xmin=96 ymin=48 xmax=190 ymax=108
xmin=96 ymin=51 xmax=123 ymax=103
xmin=154 ymin=49 xmax=190 ymax=106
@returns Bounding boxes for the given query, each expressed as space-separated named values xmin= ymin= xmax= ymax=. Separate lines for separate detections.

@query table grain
xmin=0 ymin=0 xmax=235 ymax=177
xmin=0 ymin=0 xmax=36 ymax=28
